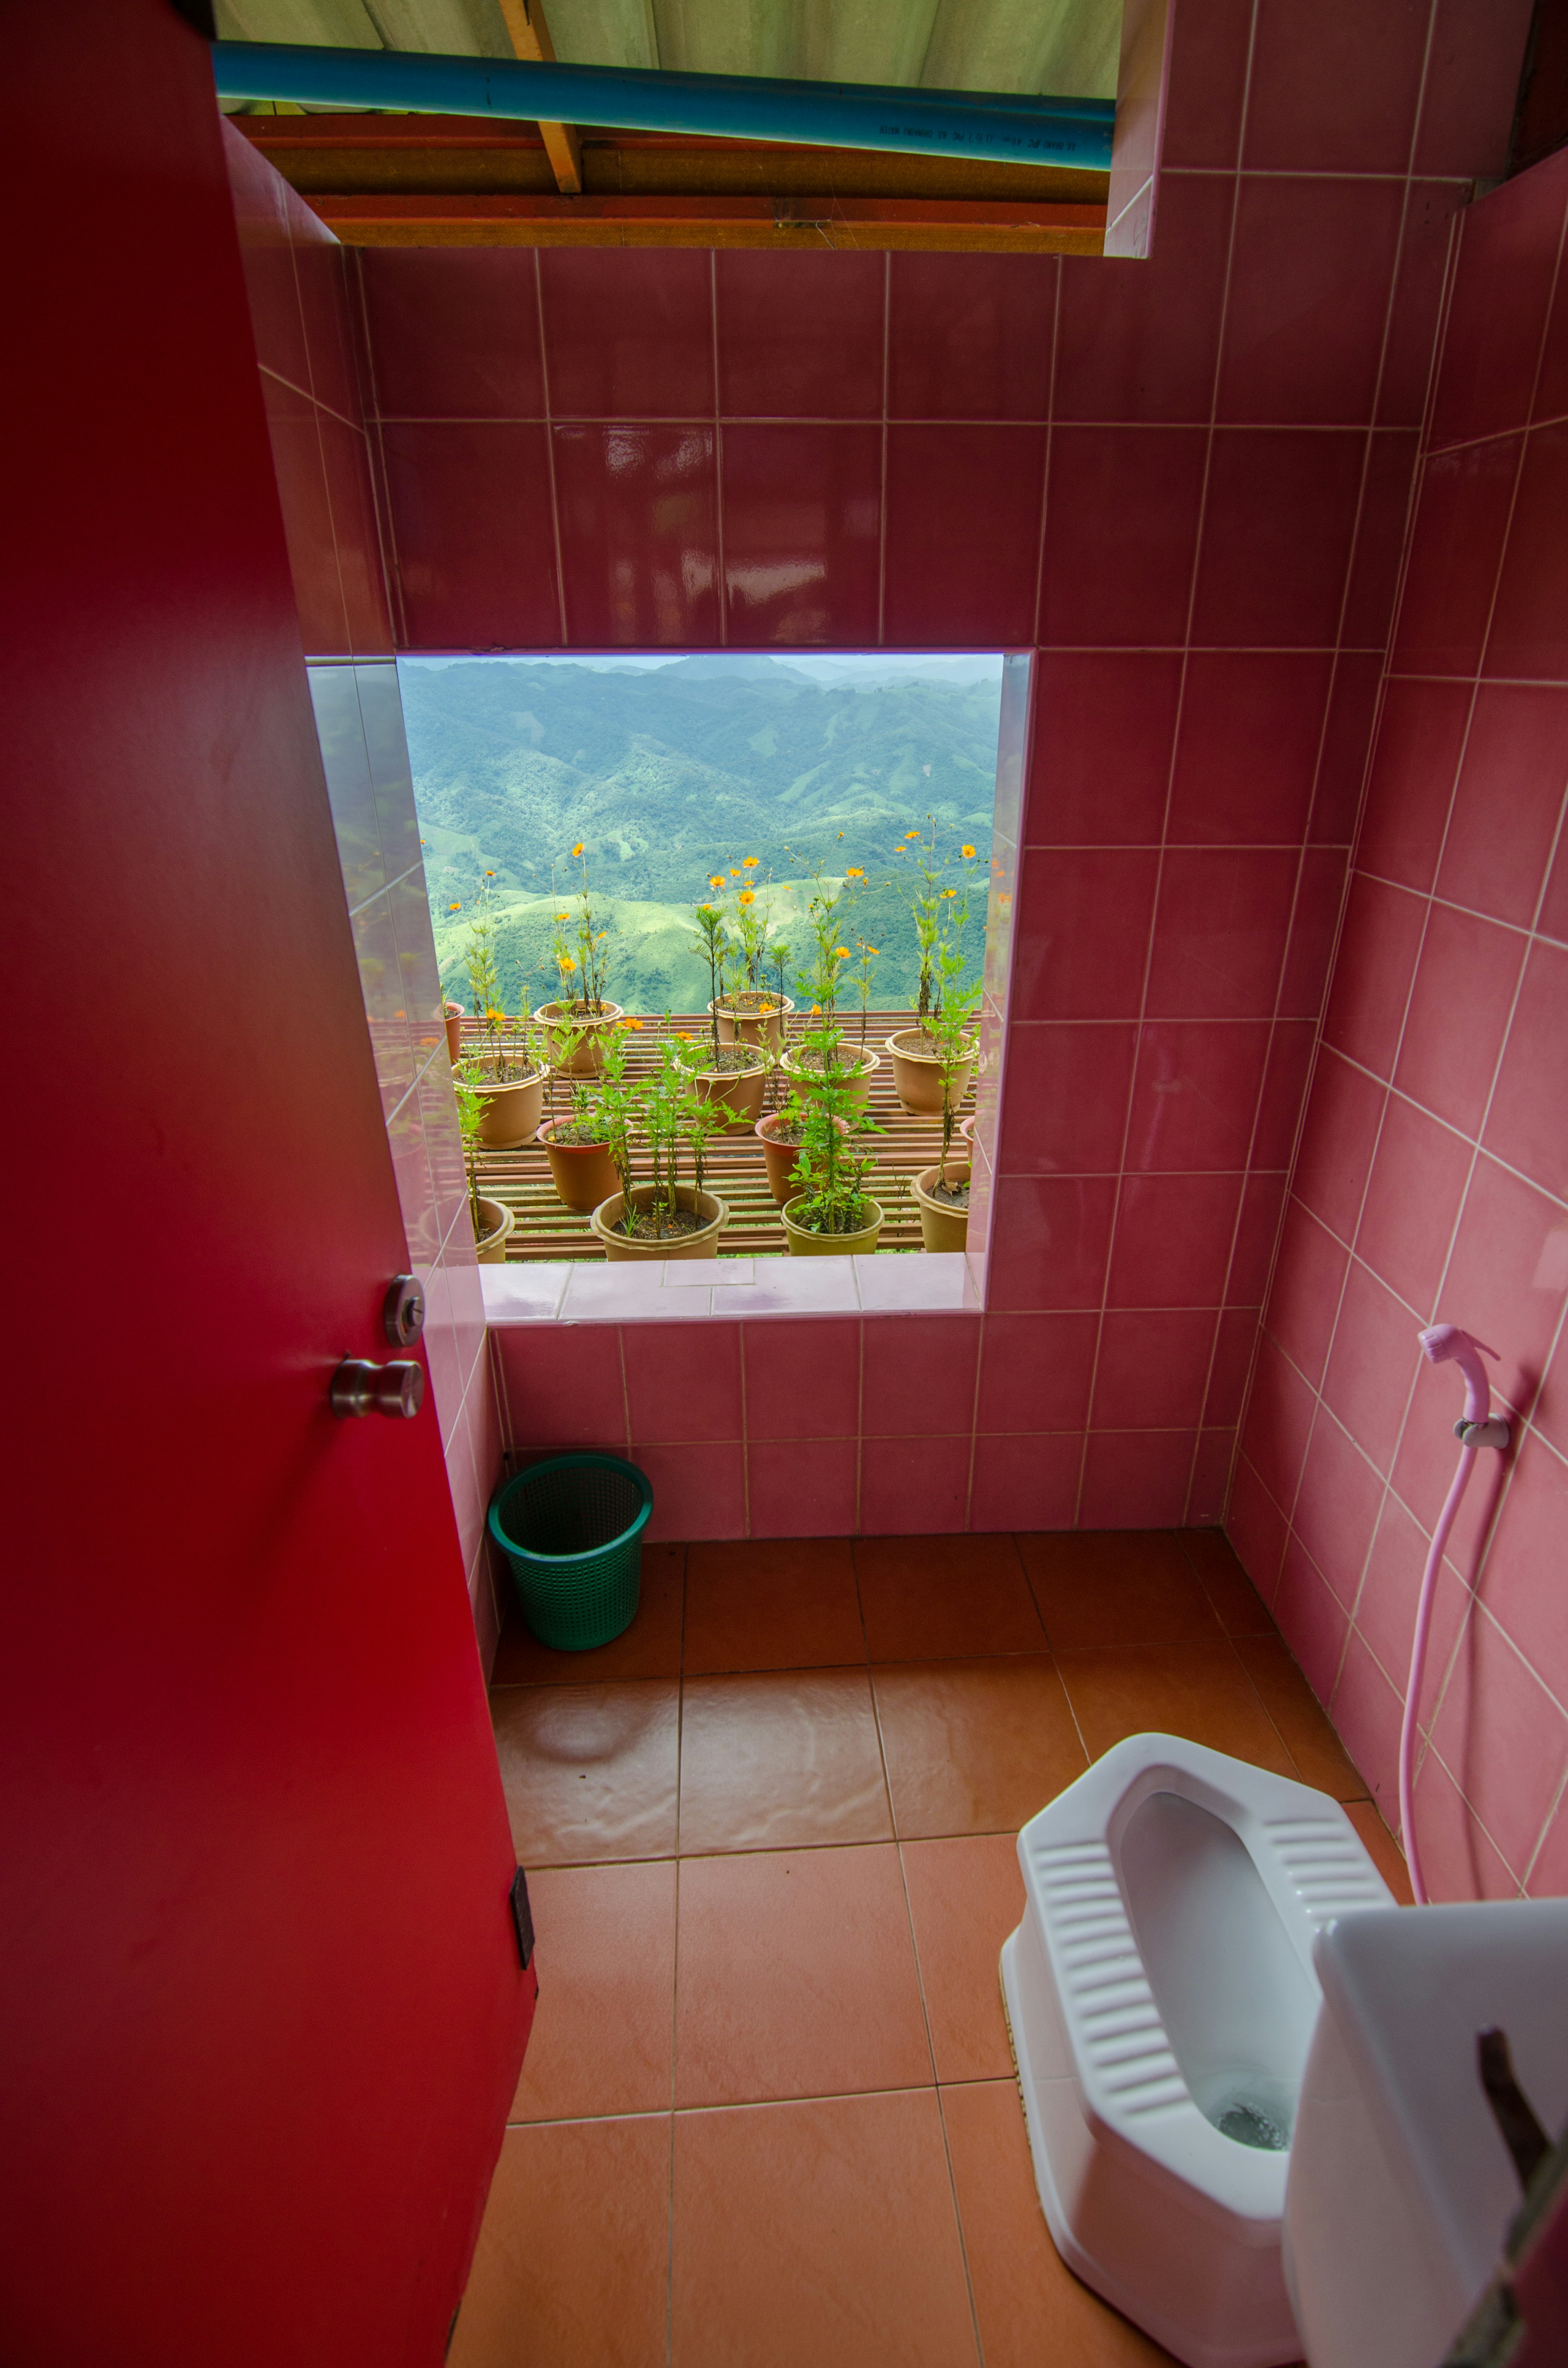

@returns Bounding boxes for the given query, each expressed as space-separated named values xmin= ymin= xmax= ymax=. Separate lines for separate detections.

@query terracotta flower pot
xmin=443 ymin=1001 xmax=465 ymax=1066
xmin=471 ymin=1069 xmax=546 ymax=1150
xmin=780 ymin=1192 xmax=884 ymax=1257
xmin=885 ymin=1029 xmax=976 ymax=1117
xmin=474 ymin=1195 xmax=514 ymax=1264
xmin=912 ymin=1161 xmax=971 ymax=1253
xmin=588 ymin=1182 xmax=727 ymax=1262
xmin=958 ymin=1115 xmax=975 ymax=1147
xmin=693 ymin=1049 xmax=767 ymax=1130
xmin=755 ymin=1110 xmax=850 ymax=1207
xmin=712 ymin=994 xmax=794 ymax=1055
xmin=780 ymin=1044 xmax=880 ymax=1112
xmin=537 ymin=1118 xmax=620 ymax=1214
xmin=534 ymin=999 xmax=625 ymax=1076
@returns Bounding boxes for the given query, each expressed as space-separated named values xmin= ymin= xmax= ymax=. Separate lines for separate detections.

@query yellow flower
xmin=555 ymin=910 xmax=570 ymax=921
xmin=676 ymin=1029 xmax=694 ymax=1039
xmin=833 ymin=947 xmax=849 ymax=959
xmin=484 ymin=869 xmax=495 ymax=877
xmin=962 ymin=845 xmax=976 ymax=858
xmin=448 ymin=901 xmax=461 ymax=910
xmin=845 ymin=867 xmax=864 ymax=879
xmin=560 ymin=954 xmax=577 ymax=972
xmin=738 ymin=890 xmax=755 ymax=907
xmin=624 ymin=1017 xmax=644 ymax=1030
xmin=810 ymin=1005 xmax=821 ymax=1016
xmin=572 ymin=841 xmax=585 ymax=856
xmin=742 ymin=856 xmax=759 ymax=870
xmin=709 ymin=874 xmax=726 ymax=889
xmin=905 ymin=829 xmax=920 ymax=841
xmin=941 ymin=887 xmax=958 ymax=899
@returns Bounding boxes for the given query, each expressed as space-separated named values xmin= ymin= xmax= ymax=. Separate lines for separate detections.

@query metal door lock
xmin=383 ymin=1273 xmax=426 ymax=1348
xmin=331 ymin=1358 xmax=425 ymax=1420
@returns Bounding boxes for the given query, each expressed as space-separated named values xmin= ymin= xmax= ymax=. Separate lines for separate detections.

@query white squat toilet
xmin=1000 ymin=1734 xmax=1395 ymax=2368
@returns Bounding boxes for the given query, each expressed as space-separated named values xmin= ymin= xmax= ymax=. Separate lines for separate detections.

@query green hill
xmin=406 ymin=654 xmax=1002 ymax=1016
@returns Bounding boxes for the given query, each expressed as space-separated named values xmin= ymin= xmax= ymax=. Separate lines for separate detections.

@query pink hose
xmin=1397 ymin=1442 xmax=1477 ymax=1906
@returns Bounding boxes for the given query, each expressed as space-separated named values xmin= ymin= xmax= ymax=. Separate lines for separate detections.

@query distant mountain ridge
xmin=403 ymin=654 xmax=1002 ymax=1015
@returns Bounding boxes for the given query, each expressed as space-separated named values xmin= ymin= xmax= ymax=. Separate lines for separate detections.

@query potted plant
xmin=688 ymin=893 xmax=767 ymax=1128
xmin=588 ymin=1033 xmax=728 ymax=1262
xmin=886 ymin=823 xmax=981 ymax=1115
xmin=708 ymin=861 xmax=795 ymax=1052
xmin=910 ymin=959 xmax=983 ymax=1252
xmin=454 ymin=1070 xmax=514 ymax=1262
xmin=755 ymin=1097 xmax=849 ymax=1206
xmin=778 ymin=864 xmax=880 ymax=1108
xmin=457 ymin=883 xmax=548 ymax=1147
xmin=534 ymin=843 xmax=623 ymax=1073
xmin=443 ymin=1001 xmax=464 ymax=1066
xmin=536 ymin=1020 xmax=628 ymax=1212
xmin=777 ymin=892 xmax=885 ymax=1256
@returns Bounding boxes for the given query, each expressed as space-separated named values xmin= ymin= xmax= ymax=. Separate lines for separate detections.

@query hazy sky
xmin=402 ymin=651 xmax=1004 ymax=687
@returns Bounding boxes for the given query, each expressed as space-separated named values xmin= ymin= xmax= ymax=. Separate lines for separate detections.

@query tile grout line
xmin=532 ymin=248 xmax=569 ymax=648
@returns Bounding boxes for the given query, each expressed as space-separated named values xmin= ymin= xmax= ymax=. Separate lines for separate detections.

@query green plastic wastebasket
xmin=488 ymin=1453 xmax=654 ymax=1650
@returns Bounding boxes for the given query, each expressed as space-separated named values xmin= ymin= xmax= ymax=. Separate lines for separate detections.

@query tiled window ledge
xmin=481 ymin=1251 xmax=983 ymax=1323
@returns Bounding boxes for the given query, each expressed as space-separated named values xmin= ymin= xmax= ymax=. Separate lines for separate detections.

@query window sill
xmin=480 ymin=1251 xmax=982 ymax=1324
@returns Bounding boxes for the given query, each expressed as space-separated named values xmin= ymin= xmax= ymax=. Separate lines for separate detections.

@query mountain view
xmin=401 ymin=653 xmax=1005 ymax=1018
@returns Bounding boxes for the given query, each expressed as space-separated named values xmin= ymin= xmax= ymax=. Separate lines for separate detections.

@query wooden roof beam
xmin=496 ymin=0 xmax=583 ymax=197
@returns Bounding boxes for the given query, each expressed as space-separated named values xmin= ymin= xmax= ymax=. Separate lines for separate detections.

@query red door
xmin=1 ymin=9 xmax=529 ymax=2361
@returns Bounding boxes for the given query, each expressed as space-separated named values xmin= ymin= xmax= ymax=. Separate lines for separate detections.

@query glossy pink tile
xmin=1394 ymin=903 xmax=1526 ymax=1138
xmin=1243 ymin=0 xmax=1427 ymax=171
xmin=716 ymin=250 xmax=884 ymax=418
xmin=1226 ymin=1449 xmax=1290 ymax=1598
xmin=1079 ymin=1429 xmax=1198 ymax=1528
xmin=995 ymin=1025 xmax=1136 ymax=1175
xmin=1145 ymin=851 xmax=1298 ymax=1019
xmin=1205 ymin=1305 xmax=1263 ymax=1428
xmin=883 ymin=425 xmax=1046 ymax=647
xmin=318 ymin=414 xmax=394 ymax=656
xmin=1055 ymin=173 xmax=1232 ymax=426
xmin=1439 ymin=686 xmax=1568 ymax=928
xmin=858 ymin=1435 xmax=971 ymax=1534
xmin=887 ymin=251 xmax=1056 ymax=421
xmin=289 ymin=223 xmax=361 ymax=427
xmin=1389 ymin=1352 xmax=1509 ymax=1579
xmin=747 ymin=1438 xmax=859 ymax=1539
xmin=1441 ymin=1155 xmax=1568 ymax=1422
xmin=1230 ymin=1171 xmax=1291 ymax=1303
xmin=1270 ymin=1535 xmax=1351 ymax=1706
xmin=495 ymin=1321 xmax=626 ymax=1452
xmin=261 ymin=372 xmax=346 ymax=655
xmin=1170 ymin=653 xmax=1335 ymax=847
xmin=1321 ymin=1258 xmax=1422 ymax=1476
xmin=1486 ymin=424 xmax=1568 ymax=682
xmin=1329 ymin=1627 xmax=1405 ymax=1829
xmin=1123 ymin=1021 xmax=1271 ymax=1174
xmin=553 ymin=422 xmax=718 ymax=646
xmin=1311 ymin=653 xmax=1384 ymax=843
xmin=1192 ymin=430 xmax=1363 ymax=649
xmin=742 ymin=1317 xmax=859 ymax=1441
xmin=622 ymin=1323 xmax=741 ymax=1444
xmin=1009 ymin=849 xmax=1160 ymax=1023
xmin=1391 ymin=437 xmax=1522 ymax=676
xmin=1189 ymin=1429 xmax=1237 ymax=1524
xmin=1242 ymin=1333 xmax=1322 ymax=1514
xmin=1291 ymin=1407 xmax=1386 ymax=1610
xmin=722 ymin=423 xmax=880 ymax=647
xmin=1479 ymin=1431 xmax=1568 ymax=1702
xmin=381 ymin=421 xmax=558 ymax=648
xmin=1107 ymin=1172 xmax=1243 ymax=1309
xmin=1343 ymin=431 xmax=1422 ymax=650
xmin=1532 ymin=157 xmax=1568 ymax=424
xmin=1430 ymin=1606 xmax=1568 ymax=1878
xmin=358 ymin=249 xmax=544 ymax=418
xmin=1266 ymin=1203 xmax=1351 ymax=1391
xmin=1354 ymin=1489 xmax=1469 ymax=1731
xmin=1023 ymin=651 xmax=1181 ymax=847
xmin=538 ymin=248 xmax=713 ymax=417
xmin=987 ymin=1176 xmax=1118 ymax=1313
xmin=1357 ymin=678 xmax=1471 ymax=894
xmin=1414 ymin=0 xmax=1538 ymax=177
xmin=1280 ymin=849 xmax=1350 ymax=1019
xmin=1161 ymin=0 xmax=1251 ymax=167
xmin=635 ymin=1442 xmax=746 ymax=1542
xmin=1252 ymin=1021 xmax=1318 ymax=1168
xmin=969 ymin=1433 xmax=1082 ymax=1531
xmin=1292 ymin=1048 xmax=1387 ymax=1243
xmin=1354 ymin=1092 xmax=1474 ymax=1317
xmin=1485 ymin=940 xmax=1568 ymax=1197
xmin=1091 ymin=1309 xmax=1218 ymax=1431
xmin=1431 ymin=177 xmax=1565 ymax=450
xmin=1410 ymin=1747 xmax=1521 ymax=1902
xmin=1218 ymin=177 xmax=1403 ymax=424
xmin=1320 ymin=874 xmax=1426 ymax=1081
xmin=224 ymin=125 xmax=307 ymax=390
xmin=862 ymin=1316 xmax=980 ymax=1439
xmin=1037 ymin=426 xmax=1207 ymax=647
xmin=974 ymin=1312 xmax=1098 ymax=1434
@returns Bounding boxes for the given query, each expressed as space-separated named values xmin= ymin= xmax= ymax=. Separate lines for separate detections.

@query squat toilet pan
xmin=1000 ymin=1734 xmax=1395 ymax=2368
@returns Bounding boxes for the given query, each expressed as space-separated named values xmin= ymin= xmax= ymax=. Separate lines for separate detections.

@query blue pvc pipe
xmin=210 ymin=42 xmax=1116 ymax=172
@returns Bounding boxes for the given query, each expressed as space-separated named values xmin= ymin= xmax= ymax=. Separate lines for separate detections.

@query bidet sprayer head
xmin=1419 ymin=1323 xmax=1507 ymax=1442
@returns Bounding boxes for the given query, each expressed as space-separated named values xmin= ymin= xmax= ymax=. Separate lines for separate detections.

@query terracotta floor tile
xmin=1233 ymin=1633 xmax=1368 ymax=1802
xmin=678 ymin=1669 xmax=892 ymax=1854
xmin=901 ymin=1834 xmax=1025 ymax=2083
xmin=1018 ymin=1530 xmax=1224 ymax=1649
xmin=671 ymin=2091 xmax=980 ymax=2367
xmin=942 ymin=2080 xmax=1177 ymax=2366
xmin=684 ymin=1537 xmax=864 ymax=1673
xmin=673 ymin=1844 xmax=931 ymax=2107
xmin=509 ymin=1861 xmax=676 ymax=2123
xmin=873 ymin=1657 xmax=1088 ymax=1840
xmin=450 ymin=2114 xmax=671 ymax=2368
xmin=1054 ymin=1639 xmax=1296 ymax=1775
xmin=490 ymin=1542 xmax=685 ymax=1685
xmin=491 ymin=1679 xmax=680 ymax=1865
xmin=855 ymin=1532 xmax=1047 ymax=1661
xmin=1345 ymin=1797 xmax=1414 ymax=1904
xmin=1178 ymin=1529 xmax=1277 ymax=1637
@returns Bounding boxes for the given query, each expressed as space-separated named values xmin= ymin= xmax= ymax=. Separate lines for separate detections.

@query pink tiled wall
xmin=334 ymin=0 xmax=1528 ymax=1533
xmin=225 ymin=122 xmax=507 ymax=1664
xmin=1233 ymin=144 xmax=1568 ymax=1899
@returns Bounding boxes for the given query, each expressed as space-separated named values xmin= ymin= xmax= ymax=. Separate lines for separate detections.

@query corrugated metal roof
xmin=216 ymin=0 xmax=1123 ymax=102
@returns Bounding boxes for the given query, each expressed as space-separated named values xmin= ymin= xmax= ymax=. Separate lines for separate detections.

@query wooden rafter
xmin=495 ymin=0 xmax=584 ymax=198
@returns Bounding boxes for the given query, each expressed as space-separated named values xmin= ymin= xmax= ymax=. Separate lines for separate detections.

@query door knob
xmin=331 ymin=1358 xmax=425 ymax=1419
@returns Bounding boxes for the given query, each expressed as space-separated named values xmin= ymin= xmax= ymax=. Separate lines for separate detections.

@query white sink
xmin=1284 ymin=1900 xmax=1568 ymax=2368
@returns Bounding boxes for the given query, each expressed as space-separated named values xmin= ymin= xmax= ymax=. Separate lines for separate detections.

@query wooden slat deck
xmin=460 ymin=1009 xmax=968 ymax=1261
